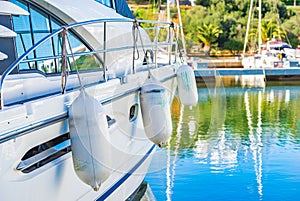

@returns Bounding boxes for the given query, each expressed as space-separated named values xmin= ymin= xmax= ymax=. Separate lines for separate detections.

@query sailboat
xmin=242 ymin=0 xmax=300 ymax=69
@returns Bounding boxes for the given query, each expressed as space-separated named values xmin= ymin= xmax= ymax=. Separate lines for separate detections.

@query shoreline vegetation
xmin=129 ymin=0 xmax=300 ymax=57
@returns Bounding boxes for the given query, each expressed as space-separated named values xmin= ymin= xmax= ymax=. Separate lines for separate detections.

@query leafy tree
xmin=223 ymin=39 xmax=244 ymax=55
xmin=283 ymin=14 xmax=300 ymax=47
xmin=181 ymin=6 xmax=209 ymax=43
xmin=194 ymin=0 xmax=210 ymax=6
xmin=280 ymin=0 xmax=300 ymax=6
xmin=197 ymin=23 xmax=223 ymax=55
xmin=261 ymin=18 xmax=287 ymax=42
xmin=40 ymin=64 xmax=49 ymax=73
xmin=246 ymin=18 xmax=286 ymax=52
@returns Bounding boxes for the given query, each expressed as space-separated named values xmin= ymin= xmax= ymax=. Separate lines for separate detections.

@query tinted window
xmin=95 ymin=0 xmax=115 ymax=9
xmin=12 ymin=0 xmax=102 ymax=74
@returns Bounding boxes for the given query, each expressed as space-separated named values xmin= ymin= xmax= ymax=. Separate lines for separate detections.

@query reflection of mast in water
xmin=194 ymin=85 xmax=238 ymax=171
xmin=244 ymin=91 xmax=263 ymax=198
xmin=240 ymin=75 xmax=265 ymax=88
xmin=209 ymin=123 xmax=238 ymax=172
xmin=166 ymin=105 xmax=184 ymax=201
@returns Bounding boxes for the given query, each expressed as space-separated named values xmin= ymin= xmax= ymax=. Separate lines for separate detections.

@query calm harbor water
xmin=145 ymin=78 xmax=300 ymax=201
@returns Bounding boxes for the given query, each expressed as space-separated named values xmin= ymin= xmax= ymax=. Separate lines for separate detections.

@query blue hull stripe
xmin=96 ymin=144 xmax=156 ymax=201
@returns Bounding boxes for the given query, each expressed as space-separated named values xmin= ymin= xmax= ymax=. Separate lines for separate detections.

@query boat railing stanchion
xmin=154 ymin=21 xmax=159 ymax=68
xmin=60 ymin=27 xmax=68 ymax=94
xmin=172 ymin=25 xmax=178 ymax=64
xmin=168 ymin=22 xmax=174 ymax=65
xmin=132 ymin=20 xmax=139 ymax=74
xmin=65 ymin=27 xmax=83 ymax=89
xmin=103 ymin=21 xmax=107 ymax=81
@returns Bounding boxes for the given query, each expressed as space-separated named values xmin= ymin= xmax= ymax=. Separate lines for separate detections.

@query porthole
xmin=129 ymin=104 xmax=138 ymax=122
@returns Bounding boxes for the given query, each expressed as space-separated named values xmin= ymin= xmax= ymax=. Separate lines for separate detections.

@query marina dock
xmin=196 ymin=58 xmax=242 ymax=68
xmin=194 ymin=68 xmax=300 ymax=82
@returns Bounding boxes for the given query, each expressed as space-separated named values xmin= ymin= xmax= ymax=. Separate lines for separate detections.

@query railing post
xmin=168 ymin=22 xmax=174 ymax=65
xmin=174 ymin=26 xmax=178 ymax=63
xmin=61 ymin=28 xmax=68 ymax=94
xmin=154 ymin=21 xmax=159 ymax=68
xmin=103 ymin=21 xmax=107 ymax=81
xmin=132 ymin=20 xmax=138 ymax=74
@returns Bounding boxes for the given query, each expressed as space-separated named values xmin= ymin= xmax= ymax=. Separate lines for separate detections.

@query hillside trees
xmin=185 ymin=0 xmax=297 ymax=54
xmin=133 ymin=0 xmax=299 ymax=54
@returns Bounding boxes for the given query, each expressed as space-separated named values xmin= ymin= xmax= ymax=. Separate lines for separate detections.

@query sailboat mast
xmin=243 ymin=0 xmax=254 ymax=54
xmin=167 ymin=0 xmax=170 ymax=22
xmin=175 ymin=0 xmax=187 ymax=56
xmin=258 ymin=0 xmax=262 ymax=54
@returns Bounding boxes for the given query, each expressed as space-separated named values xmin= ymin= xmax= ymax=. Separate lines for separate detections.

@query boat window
xmin=95 ymin=0 xmax=115 ymax=9
xmin=11 ymin=0 xmax=103 ymax=74
xmin=129 ymin=104 xmax=138 ymax=122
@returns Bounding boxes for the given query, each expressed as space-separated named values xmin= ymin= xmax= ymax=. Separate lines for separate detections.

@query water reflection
xmin=245 ymin=90 xmax=263 ymax=199
xmin=158 ymin=80 xmax=300 ymax=200
xmin=170 ymin=82 xmax=300 ymax=150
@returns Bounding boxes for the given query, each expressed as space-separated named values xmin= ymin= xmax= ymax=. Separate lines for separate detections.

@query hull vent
xmin=16 ymin=133 xmax=71 ymax=173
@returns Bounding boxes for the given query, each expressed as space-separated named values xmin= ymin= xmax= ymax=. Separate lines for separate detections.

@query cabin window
xmin=95 ymin=0 xmax=115 ymax=9
xmin=11 ymin=0 xmax=103 ymax=74
xmin=129 ymin=104 xmax=138 ymax=122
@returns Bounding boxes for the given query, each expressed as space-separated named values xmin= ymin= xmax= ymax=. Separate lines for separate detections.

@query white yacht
xmin=241 ymin=0 xmax=299 ymax=69
xmin=242 ymin=39 xmax=300 ymax=69
xmin=0 ymin=0 xmax=197 ymax=200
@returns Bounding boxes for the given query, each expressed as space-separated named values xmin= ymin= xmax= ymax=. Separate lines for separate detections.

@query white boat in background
xmin=241 ymin=0 xmax=300 ymax=69
xmin=0 ymin=0 xmax=197 ymax=200
xmin=242 ymin=39 xmax=300 ymax=69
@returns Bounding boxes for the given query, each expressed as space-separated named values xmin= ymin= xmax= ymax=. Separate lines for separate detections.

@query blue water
xmin=145 ymin=80 xmax=300 ymax=201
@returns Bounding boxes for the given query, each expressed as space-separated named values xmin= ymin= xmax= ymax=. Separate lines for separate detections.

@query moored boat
xmin=241 ymin=0 xmax=300 ymax=69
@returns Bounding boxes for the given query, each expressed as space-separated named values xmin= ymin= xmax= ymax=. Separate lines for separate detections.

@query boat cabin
xmin=0 ymin=0 xmax=135 ymax=75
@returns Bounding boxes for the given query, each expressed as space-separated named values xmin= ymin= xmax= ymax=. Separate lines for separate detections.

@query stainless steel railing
xmin=0 ymin=18 xmax=180 ymax=109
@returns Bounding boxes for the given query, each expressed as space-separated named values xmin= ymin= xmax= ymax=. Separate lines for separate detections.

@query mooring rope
xmin=62 ymin=28 xmax=83 ymax=89
xmin=60 ymin=28 xmax=69 ymax=94
xmin=171 ymin=22 xmax=184 ymax=63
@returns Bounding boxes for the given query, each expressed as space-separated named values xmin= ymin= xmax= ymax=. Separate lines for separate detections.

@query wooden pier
xmin=194 ymin=68 xmax=300 ymax=82
xmin=197 ymin=59 xmax=242 ymax=68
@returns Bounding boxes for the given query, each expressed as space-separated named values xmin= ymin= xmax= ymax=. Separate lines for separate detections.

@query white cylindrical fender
xmin=176 ymin=65 xmax=198 ymax=106
xmin=68 ymin=88 xmax=111 ymax=191
xmin=140 ymin=75 xmax=172 ymax=147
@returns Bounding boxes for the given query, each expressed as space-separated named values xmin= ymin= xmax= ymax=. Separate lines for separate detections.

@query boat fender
xmin=68 ymin=88 xmax=111 ymax=191
xmin=176 ymin=65 xmax=198 ymax=106
xmin=140 ymin=74 xmax=172 ymax=147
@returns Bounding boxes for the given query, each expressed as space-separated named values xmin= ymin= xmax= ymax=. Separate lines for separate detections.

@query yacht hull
xmin=0 ymin=66 xmax=177 ymax=200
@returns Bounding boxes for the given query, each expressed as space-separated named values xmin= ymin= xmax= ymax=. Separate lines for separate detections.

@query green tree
xmin=197 ymin=23 xmax=223 ymax=55
xmin=261 ymin=19 xmax=286 ymax=42
xmin=283 ymin=14 xmax=300 ymax=47
xmin=248 ymin=18 xmax=286 ymax=44
xmin=223 ymin=39 xmax=244 ymax=55
xmin=194 ymin=0 xmax=211 ymax=6
xmin=181 ymin=6 xmax=209 ymax=44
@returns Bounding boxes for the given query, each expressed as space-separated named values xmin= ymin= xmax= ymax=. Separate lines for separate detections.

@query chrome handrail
xmin=0 ymin=18 xmax=179 ymax=109
xmin=19 ymin=42 xmax=176 ymax=64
